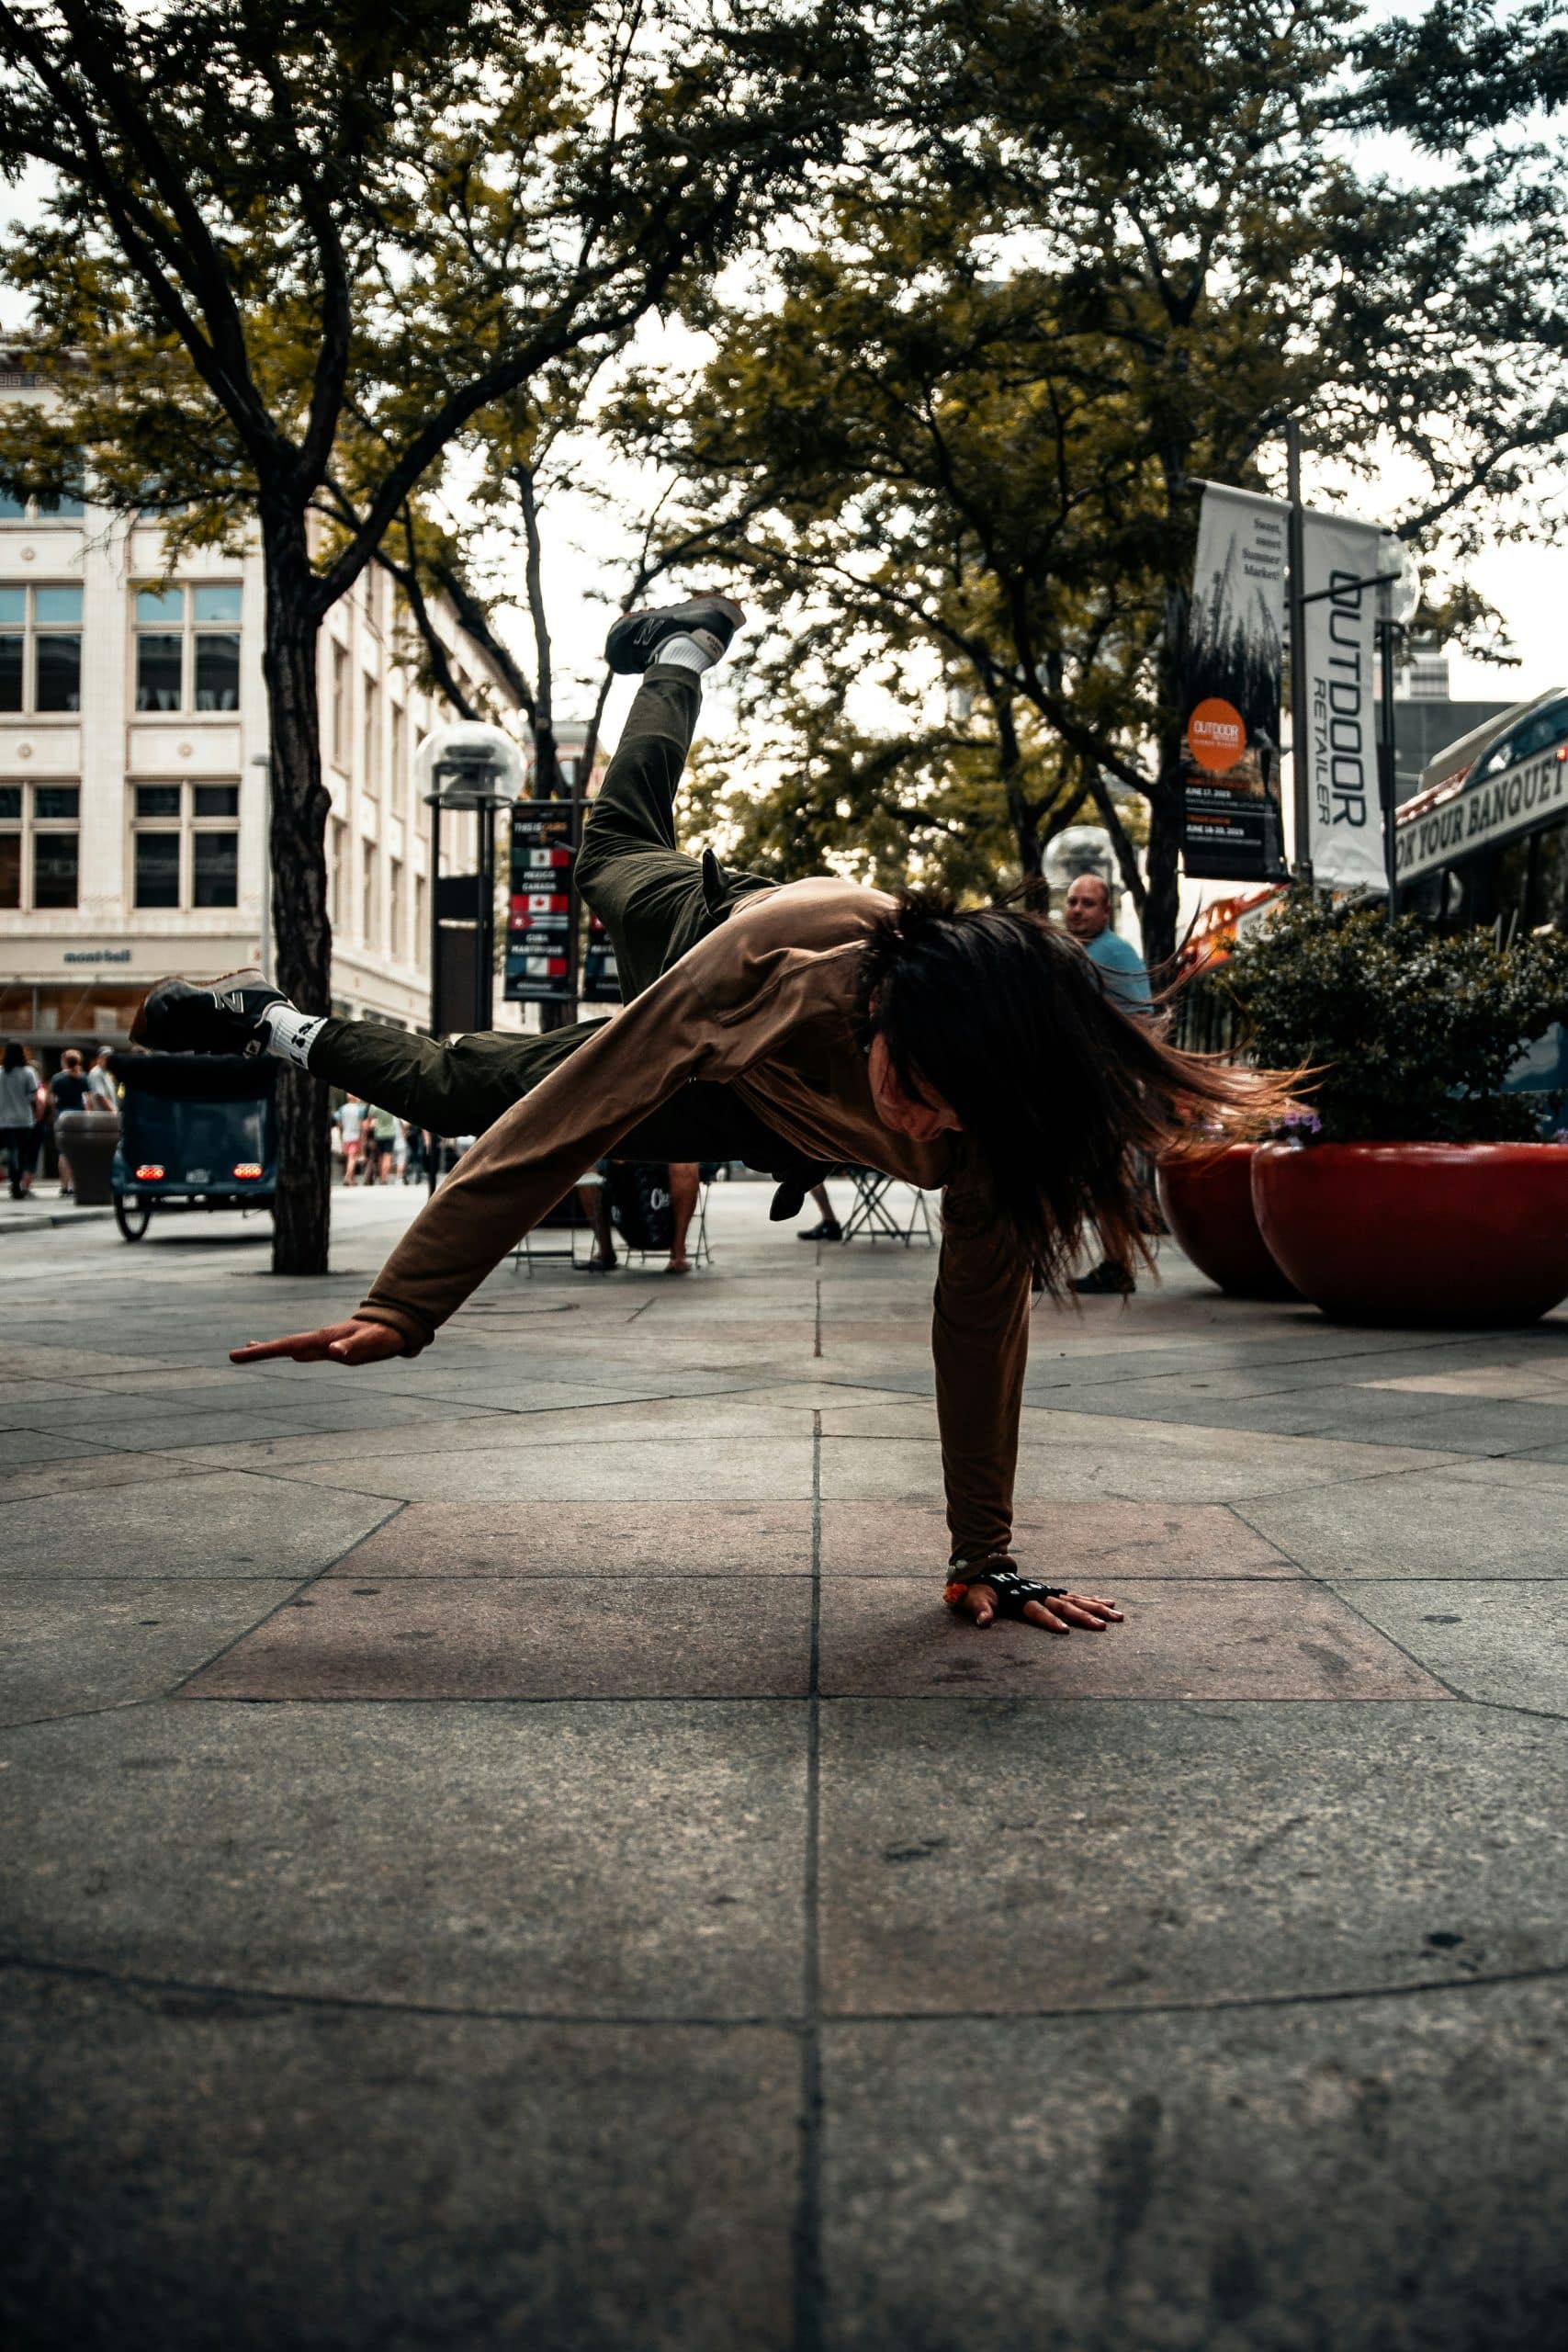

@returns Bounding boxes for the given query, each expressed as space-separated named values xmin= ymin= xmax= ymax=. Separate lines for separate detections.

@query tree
xmin=676 ymin=585 xmax=1111 ymax=896
xmin=0 ymin=0 xmax=866 ymax=1268
xmin=615 ymin=0 xmax=1568 ymax=962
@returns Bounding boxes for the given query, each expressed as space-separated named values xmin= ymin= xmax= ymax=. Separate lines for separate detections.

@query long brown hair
xmin=857 ymin=891 xmax=1298 ymax=1297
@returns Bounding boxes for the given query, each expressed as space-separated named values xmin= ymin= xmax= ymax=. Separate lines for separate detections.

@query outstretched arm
xmin=932 ymin=1173 xmax=1122 ymax=1635
xmin=231 ymin=962 xmax=733 ymax=1367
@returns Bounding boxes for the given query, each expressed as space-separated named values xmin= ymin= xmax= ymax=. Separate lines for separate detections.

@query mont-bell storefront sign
xmin=1179 ymin=484 xmax=1288 ymax=881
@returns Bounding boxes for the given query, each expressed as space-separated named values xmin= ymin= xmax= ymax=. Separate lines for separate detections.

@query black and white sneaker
xmin=131 ymin=969 xmax=288 ymax=1057
xmin=604 ymin=594 xmax=746 ymax=674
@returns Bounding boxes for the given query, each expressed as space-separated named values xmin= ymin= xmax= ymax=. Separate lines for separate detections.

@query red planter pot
xmin=1251 ymin=1141 xmax=1568 ymax=1328
xmin=1157 ymin=1145 xmax=1301 ymax=1300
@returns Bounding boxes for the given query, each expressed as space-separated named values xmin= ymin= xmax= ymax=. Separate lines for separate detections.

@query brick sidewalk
xmin=4 ymin=1182 xmax=1567 ymax=2347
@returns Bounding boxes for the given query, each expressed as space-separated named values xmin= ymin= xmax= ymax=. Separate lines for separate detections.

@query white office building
xmin=0 ymin=390 xmax=523 ymax=1061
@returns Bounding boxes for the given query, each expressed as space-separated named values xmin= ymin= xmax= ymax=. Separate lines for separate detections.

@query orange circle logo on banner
xmin=1186 ymin=698 xmax=1247 ymax=772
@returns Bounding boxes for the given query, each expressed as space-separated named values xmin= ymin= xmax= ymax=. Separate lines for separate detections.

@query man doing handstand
xmin=135 ymin=594 xmax=1289 ymax=1633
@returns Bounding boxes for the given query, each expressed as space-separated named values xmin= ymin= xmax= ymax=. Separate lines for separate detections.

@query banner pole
xmin=1379 ymin=611 xmax=1400 ymax=925
xmin=1286 ymin=418 xmax=1313 ymax=885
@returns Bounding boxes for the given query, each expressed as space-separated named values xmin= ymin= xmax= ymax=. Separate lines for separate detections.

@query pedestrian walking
xmin=795 ymin=1180 xmax=842 ymax=1242
xmin=48 ymin=1049 xmax=91 ymax=1198
xmin=86 ymin=1045 xmax=118 ymax=1114
xmin=0 ymin=1040 xmax=41 ymax=1200
xmin=336 ymin=1096 xmax=366 ymax=1186
xmin=369 ymin=1105 xmax=397 ymax=1185
xmin=135 ymin=589 xmax=1291 ymax=1635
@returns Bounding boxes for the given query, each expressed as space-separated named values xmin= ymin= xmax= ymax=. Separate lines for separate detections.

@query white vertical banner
xmin=1300 ymin=510 xmax=1385 ymax=889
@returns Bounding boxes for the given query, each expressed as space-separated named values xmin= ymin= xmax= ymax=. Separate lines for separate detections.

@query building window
xmin=329 ymin=818 xmax=346 ymax=930
xmin=414 ymin=871 xmax=426 ymax=965
xmin=331 ymin=641 xmax=350 ymax=769
xmin=0 ymin=780 xmax=80 ymax=908
xmin=0 ymin=467 xmax=85 ymax=522
xmin=133 ymin=582 xmax=242 ymax=713
xmin=361 ymin=842 xmax=379 ymax=946
xmin=362 ymin=673 xmax=379 ymax=797
xmin=390 ymin=700 xmax=406 ymax=809
xmin=389 ymin=855 xmax=404 ymax=954
xmin=0 ymin=584 xmax=83 ymax=713
xmin=130 ymin=780 xmax=240 ymax=909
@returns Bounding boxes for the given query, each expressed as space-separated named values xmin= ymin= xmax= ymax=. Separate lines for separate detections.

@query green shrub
xmin=1195 ymin=891 xmax=1568 ymax=1143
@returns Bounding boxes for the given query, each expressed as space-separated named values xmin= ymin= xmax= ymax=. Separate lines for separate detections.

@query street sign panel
xmin=504 ymin=801 xmax=577 ymax=1002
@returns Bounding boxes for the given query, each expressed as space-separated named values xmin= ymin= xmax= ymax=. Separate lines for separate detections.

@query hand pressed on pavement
xmin=231 ymin=1319 xmax=409 ymax=1366
xmin=956 ymin=1584 xmax=1123 ymax=1634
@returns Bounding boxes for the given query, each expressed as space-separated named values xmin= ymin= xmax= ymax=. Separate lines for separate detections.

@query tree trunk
xmin=261 ymin=515 xmax=333 ymax=1276
xmin=1141 ymin=579 xmax=1191 ymax=976
xmin=996 ymin=695 xmax=1041 ymax=880
xmin=517 ymin=461 xmax=573 ymax=1032
xmin=1141 ymin=777 xmax=1184 ymax=975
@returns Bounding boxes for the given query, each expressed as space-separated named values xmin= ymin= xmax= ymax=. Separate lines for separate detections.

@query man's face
xmin=1064 ymin=876 xmax=1112 ymax=942
xmin=866 ymin=1032 xmax=963 ymax=1140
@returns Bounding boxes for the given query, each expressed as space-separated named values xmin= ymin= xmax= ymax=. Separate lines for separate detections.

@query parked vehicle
xmin=107 ymin=1053 xmax=276 ymax=1241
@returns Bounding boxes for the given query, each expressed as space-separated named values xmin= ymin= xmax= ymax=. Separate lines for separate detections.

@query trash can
xmin=55 ymin=1109 xmax=120 ymax=1206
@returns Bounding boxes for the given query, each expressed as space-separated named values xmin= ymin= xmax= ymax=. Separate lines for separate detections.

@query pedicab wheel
xmin=114 ymin=1193 xmax=152 ymax=1241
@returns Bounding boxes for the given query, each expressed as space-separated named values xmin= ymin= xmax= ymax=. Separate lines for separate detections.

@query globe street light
xmin=413 ymin=721 xmax=526 ymax=1038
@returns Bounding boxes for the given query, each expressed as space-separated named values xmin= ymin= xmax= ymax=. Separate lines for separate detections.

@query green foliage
xmin=1204 ymin=894 xmax=1568 ymax=1142
xmin=614 ymin=0 xmax=1568 ymax=960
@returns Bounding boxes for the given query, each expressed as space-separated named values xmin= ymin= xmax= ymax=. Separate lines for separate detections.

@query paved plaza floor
xmin=4 ymin=1178 xmax=1568 ymax=2348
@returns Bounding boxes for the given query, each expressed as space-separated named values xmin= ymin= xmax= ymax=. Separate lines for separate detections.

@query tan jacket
xmin=355 ymin=879 xmax=1032 ymax=1562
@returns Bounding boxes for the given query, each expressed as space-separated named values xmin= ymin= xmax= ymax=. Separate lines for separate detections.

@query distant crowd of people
xmin=333 ymin=1096 xmax=425 ymax=1187
xmin=0 ymin=1040 xmax=119 ymax=1201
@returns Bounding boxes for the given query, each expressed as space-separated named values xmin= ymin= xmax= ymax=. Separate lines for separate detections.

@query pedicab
xmin=107 ymin=1051 xmax=276 ymax=1241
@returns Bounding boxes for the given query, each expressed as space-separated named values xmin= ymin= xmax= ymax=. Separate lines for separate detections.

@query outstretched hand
xmin=958 ymin=1584 xmax=1123 ymax=1634
xmin=230 ymin=1319 xmax=409 ymax=1366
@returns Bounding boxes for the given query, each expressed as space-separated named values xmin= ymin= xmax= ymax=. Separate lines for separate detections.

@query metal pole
xmin=476 ymin=799 xmax=495 ymax=1033
xmin=428 ymin=793 xmax=443 ymax=1038
xmin=1378 ymin=613 xmax=1399 ymax=925
xmin=426 ymin=792 xmax=443 ymax=1194
xmin=1285 ymin=418 xmax=1312 ymax=884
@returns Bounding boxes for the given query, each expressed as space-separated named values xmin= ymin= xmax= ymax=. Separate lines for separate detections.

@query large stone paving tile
xmin=3 ymin=1701 xmax=805 ymax=2016
xmin=14 ymin=1404 xmax=386 ymax=1455
xmin=818 ymin=1501 xmax=1294 ymax=1578
xmin=1 ymin=1450 xmax=211 ymax=1506
xmin=337 ymin=1498 xmax=814 ymax=1577
xmin=0 ymin=1379 xmax=110 ymax=1426
xmin=185 ymin=1576 xmax=813 ymax=1700
xmin=245 ymin=1435 xmax=817 ymax=1503
xmin=0 ymin=1475 xmax=395 ymax=1579
xmin=0 ymin=1579 xmax=298 ymax=1726
xmin=0 ymin=1970 xmax=795 ymax=2352
xmin=818 ymin=1580 xmax=1446 ymax=1701
xmin=1367 ymin=1362 xmax=1568 ymax=1400
xmin=818 ymin=1701 xmax=1568 ymax=2013
xmin=1332 ymin=1579 xmax=1568 ymax=1715
xmin=1237 ymin=1467 xmax=1568 ymax=1577
xmin=820 ymin=1426 xmax=1461 ymax=1507
xmin=822 ymin=1984 xmax=1568 ymax=2352
xmin=0 ymin=1429 xmax=109 ymax=1471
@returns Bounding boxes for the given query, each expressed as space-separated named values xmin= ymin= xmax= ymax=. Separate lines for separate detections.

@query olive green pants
xmin=310 ymin=668 xmax=798 ymax=1175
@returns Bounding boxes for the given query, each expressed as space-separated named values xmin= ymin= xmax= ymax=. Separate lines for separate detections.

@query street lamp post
xmin=412 ymin=719 xmax=525 ymax=1039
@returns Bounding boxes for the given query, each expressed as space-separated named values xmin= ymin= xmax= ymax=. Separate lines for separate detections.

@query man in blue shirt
xmin=1063 ymin=875 xmax=1153 ymax=1294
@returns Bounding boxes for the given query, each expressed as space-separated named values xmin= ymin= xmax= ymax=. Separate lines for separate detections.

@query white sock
xmin=260 ymin=1003 xmax=326 ymax=1070
xmin=657 ymin=629 xmax=724 ymax=675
